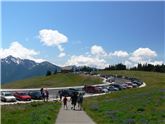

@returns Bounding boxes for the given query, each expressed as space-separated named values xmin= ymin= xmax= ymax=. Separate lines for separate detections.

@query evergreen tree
xmin=46 ymin=70 xmax=51 ymax=76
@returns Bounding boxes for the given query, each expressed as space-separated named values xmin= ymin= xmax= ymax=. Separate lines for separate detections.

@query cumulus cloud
xmin=65 ymin=55 xmax=108 ymax=69
xmin=132 ymin=48 xmax=157 ymax=57
xmin=129 ymin=56 xmax=142 ymax=62
xmin=91 ymin=45 xmax=107 ymax=56
xmin=129 ymin=48 xmax=157 ymax=62
xmin=58 ymin=52 xmax=66 ymax=58
xmin=126 ymin=47 xmax=164 ymax=67
xmin=64 ymin=46 xmax=162 ymax=69
xmin=39 ymin=29 xmax=68 ymax=52
xmin=110 ymin=50 xmax=129 ymax=58
xmin=124 ymin=60 xmax=133 ymax=67
xmin=0 ymin=41 xmax=44 ymax=63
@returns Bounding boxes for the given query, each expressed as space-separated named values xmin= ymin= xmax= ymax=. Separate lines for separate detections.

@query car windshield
xmin=32 ymin=92 xmax=41 ymax=95
xmin=19 ymin=93 xmax=27 ymax=95
xmin=4 ymin=93 xmax=12 ymax=96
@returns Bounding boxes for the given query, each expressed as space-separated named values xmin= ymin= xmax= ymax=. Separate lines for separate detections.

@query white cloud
xmin=58 ymin=52 xmax=66 ymax=58
xmin=91 ymin=45 xmax=107 ymax=56
xmin=57 ymin=45 xmax=64 ymax=52
xmin=110 ymin=50 xmax=129 ymax=58
xmin=129 ymin=48 xmax=157 ymax=63
xmin=124 ymin=60 xmax=133 ymax=68
xmin=149 ymin=61 xmax=163 ymax=65
xmin=65 ymin=55 xmax=108 ymax=69
xmin=0 ymin=41 xmax=44 ymax=63
xmin=132 ymin=48 xmax=157 ymax=58
xmin=39 ymin=29 xmax=68 ymax=52
xmin=129 ymin=56 xmax=142 ymax=62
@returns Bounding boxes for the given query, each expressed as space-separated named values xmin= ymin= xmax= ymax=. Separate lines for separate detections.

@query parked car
xmin=58 ymin=88 xmax=79 ymax=97
xmin=14 ymin=92 xmax=31 ymax=101
xmin=83 ymin=85 xmax=102 ymax=93
xmin=97 ymin=86 xmax=109 ymax=93
xmin=77 ymin=88 xmax=86 ymax=95
xmin=131 ymin=83 xmax=138 ymax=88
xmin=132 ymin=80 xmax=143 ymax=86
xmin=107 ymin=86 xmax=119 ymax=91
xmin=1 ymin=91 xmax=16 ymax=102
xmin=121 ymin=83 xmax=129 ymax=89
xmin=28 ymin=91 xmax=42 ymax=100
xmin=125 ymin=82 xmax=137 ymax=88
xmin=111 ymin=83 xmax=123 ymax=90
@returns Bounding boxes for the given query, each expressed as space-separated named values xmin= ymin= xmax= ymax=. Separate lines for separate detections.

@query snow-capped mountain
xmin=1 ymin=56 xmax=61 ymax=83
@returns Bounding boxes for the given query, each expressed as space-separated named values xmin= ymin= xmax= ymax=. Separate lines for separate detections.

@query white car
xmin=1 ymin=91 xmax=16 ymax=102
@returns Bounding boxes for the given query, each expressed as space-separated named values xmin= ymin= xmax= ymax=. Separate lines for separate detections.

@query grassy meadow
xmin=1 ymin=102 xmax=61 ymax=124
xmin=83 ymin=71 xmax=165 ymax=124
xmin=2 ymin=73 xmax=102 ymax=89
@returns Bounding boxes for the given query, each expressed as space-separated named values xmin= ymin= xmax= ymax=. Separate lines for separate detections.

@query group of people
xmin=40 ymin=88 xmax=49 ymax=102
xmin=63 ymin=92 xmax=84 ymax=111
xmin=39 ymin=88 xmax=84 ymax=110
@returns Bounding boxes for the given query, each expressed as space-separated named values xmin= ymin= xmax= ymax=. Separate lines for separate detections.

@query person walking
xmin=70 ymin=94 xmax=74 ymax=110
xmin=58 ymin=90 xmax=63 ymax=101
xmin=72 ymin=92 xmax=78 ymax=110
xmin=40 ymin=88 xmax=45 ymax=101
xmin=77 ymin=93 xmax=83 ymax=110
xmin=63 ymin=96 xmax=68 ymax=110
xmin=45 ymin=88 xmax=49 ymax=102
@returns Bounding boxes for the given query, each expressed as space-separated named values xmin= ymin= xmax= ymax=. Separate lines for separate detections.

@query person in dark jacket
xmin=40 ymin=88 xmax=45 ymax=101
xmin=71 ymin=92 xmax=78 ymax=110
xmin=77 ymin=93 xmax=83 ymax=110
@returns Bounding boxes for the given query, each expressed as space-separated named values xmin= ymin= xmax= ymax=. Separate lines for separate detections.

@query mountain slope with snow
xmin=1 ymin=56 xmax=61 ymax=83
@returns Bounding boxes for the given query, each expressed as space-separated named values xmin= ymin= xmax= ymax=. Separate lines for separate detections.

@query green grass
xmin=1 ymin=101 xmax=61 ymax=124
xmin=2 ymin=73 xmax=102 ymax=89
xmin=83 ymin=71 xmax=165 ymax=124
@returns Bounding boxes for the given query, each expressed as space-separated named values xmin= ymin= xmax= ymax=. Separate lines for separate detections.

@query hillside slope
xmin=2 ymin=73 xmax=102 ymax=89
xmin=84 ymin=71 xmax=165 ymax=124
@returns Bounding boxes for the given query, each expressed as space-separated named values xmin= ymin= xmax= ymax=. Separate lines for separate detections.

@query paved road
xmin=55 ymin=100 xmax=96 ymax=124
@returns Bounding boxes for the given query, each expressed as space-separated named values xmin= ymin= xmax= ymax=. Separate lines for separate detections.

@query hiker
xmin=40 ymin=88 xmax=45 ymax=101
xmin=77 ymin=93 xmax=83 ymax=110
xmin=71 ymin=92 xmax=78 ymax=110
xmin=58 ymin=90 xmax=63 ymax=101
xmin=70 ymin=94 xmax=74 ymax=109
xmin=63 ymin=96 xmax=68 ymax=110
xmin=45 ymin=88 xmax=49 ymax=102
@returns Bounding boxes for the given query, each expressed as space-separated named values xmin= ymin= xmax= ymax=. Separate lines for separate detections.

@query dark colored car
xmin=111 ymin=83 xmax=124 ymax=90
xmin=14 ymin=92 xmax=31 ymax=101
xmin=59 ymin=88 xmax=79 ymax=97
xmin=28 ymin=91 xmax=42 ymax=100
xmin=107 ymin=86 xmax=119 ymax=91
xmin=132 ymin=80 xmax=143 ymax=86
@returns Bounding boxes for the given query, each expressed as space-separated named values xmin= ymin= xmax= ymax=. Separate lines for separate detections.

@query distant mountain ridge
xmin=1 ymin=56 xmax=61 ymax=84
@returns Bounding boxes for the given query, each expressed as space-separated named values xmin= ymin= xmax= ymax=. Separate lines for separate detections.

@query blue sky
xmin=1 ymin=1 xmax=164 ymax=68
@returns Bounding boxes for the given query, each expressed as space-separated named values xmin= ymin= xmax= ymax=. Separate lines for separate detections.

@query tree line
xmin=46 ymin=63 xmax=165 ymax=76
xmin=130 ymin=63 xmax=165 ymax=73
xmin=104 ymin=63 xmax=165 ymax=73
xmin=46 ymin=69 xmax=57 ymax=76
